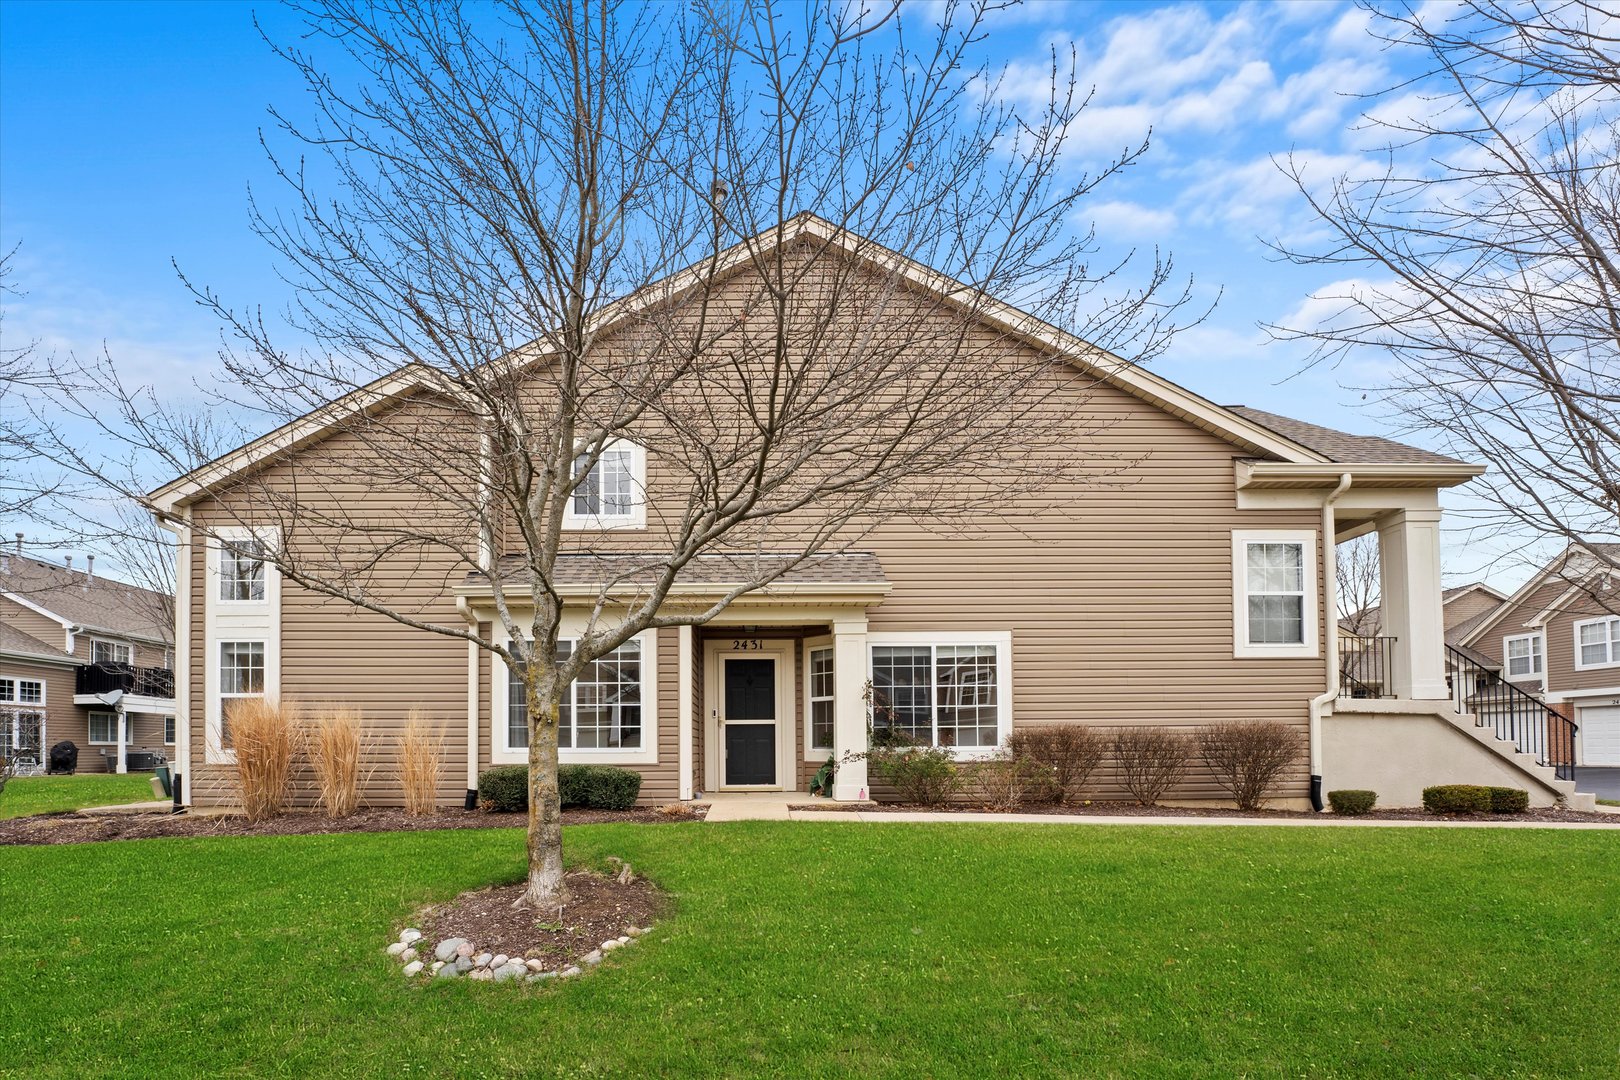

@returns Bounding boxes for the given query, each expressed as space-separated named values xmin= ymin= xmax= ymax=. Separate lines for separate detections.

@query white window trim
xmin=804 ymin=635 xmax=835 ymax=760
xmin=560 ymin=439 xmax=647 ymax=531
xmin=90 ymin=638 xmax=134 ymax=665
xmin=0 ymin=678 xmax=45 ymax=707
xmin=865 ymin=630 xmax=1013 ymax=760
xmin=1231 ymin=530 xmax=1319 ymax=660
xmin=491 ymin=621 xmax=659 ymax=766
xmin=87 ymin=710 xmax=124 ymax=746
xmin=1503 ymin=632 xmax=1545 ymax=681
xmin=1574 ymin=615 xmax=1620 ymax=672
xmin=205 ymin=527 xmax=282 ymax=765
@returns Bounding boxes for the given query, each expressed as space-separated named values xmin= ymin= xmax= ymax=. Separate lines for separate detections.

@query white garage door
xmin=1578 ymin=705 xmax=1620 ymax=767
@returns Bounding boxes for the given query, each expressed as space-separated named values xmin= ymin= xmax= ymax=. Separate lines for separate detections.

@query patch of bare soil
xmin=0 ymin=803 xmax=709 ymax=846
xmin=419 ymin=869 xmax=665 ymax=968
xmin=788 ymin=800 xmax=1620 ymax=824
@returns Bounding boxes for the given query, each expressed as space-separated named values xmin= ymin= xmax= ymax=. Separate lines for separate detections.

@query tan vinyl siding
xmin=1471 ymin=580 xmax=1568 ymax=668
xmin=0 ymin=656 xmax=78 ymax=764
xmin=1548 ymin=592 xmax=1620 ymax=693
xmin=0 ymin=598 xmax=68 ymax=652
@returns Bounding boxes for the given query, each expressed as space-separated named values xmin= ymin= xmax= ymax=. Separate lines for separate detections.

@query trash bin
xmin=153 ymin=764 xmax=173 ymax=798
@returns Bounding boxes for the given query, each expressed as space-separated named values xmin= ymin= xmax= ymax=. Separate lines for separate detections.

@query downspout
xmin=1308 ymin=471 xmax=1353 ymax=812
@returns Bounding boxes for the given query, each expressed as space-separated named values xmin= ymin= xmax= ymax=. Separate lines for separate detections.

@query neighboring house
xmin=1339 ymin=582 xmax=1508 ymax=696
xmin=146 ymin=215 xmax=1584 ymax=811
xmin=1455 ymin=544 xmax=1620 ymax=769
xmin=0 ymin=544 xmax=176 ymax=773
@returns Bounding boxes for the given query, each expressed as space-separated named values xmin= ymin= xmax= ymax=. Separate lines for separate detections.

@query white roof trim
xmin=0 ymin=590 xmax=73 ymax=629
xmin=1457 ymin=544 xmax=1610 ymax=647
xmin=150 ymin=213 xmax=1355 ymax=509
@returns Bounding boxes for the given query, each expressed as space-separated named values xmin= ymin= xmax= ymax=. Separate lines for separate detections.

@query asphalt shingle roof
xmin=469 ymin=552 xmax=888 ymax=590
xmin=1226 ymin=406 xmax=1469 ymax=467
xmin=0 ymin=554 xmax=172 ymax=643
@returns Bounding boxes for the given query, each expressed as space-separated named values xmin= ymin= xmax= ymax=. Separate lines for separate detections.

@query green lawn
xmin=2 ymin=823 xmax=1616 ymax=1078
xmin=0 ymin=773 xmax=158 ymax=819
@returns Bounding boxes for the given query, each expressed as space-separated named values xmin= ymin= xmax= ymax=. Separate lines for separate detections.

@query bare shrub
xmin=228 ymin=697 xmax=297 ymax=822
xmin=974 ymin=752 xmax=1040 ymax=811
xmin=1111 ymin=726 xmax=1192 ymax=806
xmin=1007 ymin=725 xmax=1107 ymax=804
xmin=866 ymin=741 xmax=961 ymax=806
xmin=1197 ymin=721 xmax=1299 ymax=811
xmin=397 ymin=712 xmax=442 ymax=816
xmin=304 ymin=706 xmax=363 ymax=818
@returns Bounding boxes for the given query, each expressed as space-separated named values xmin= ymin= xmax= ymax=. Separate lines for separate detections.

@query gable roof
xmin=1458 ymin=542 xmax=1620 ymax=648
xmin=0 ymin=553 xmax=172 ymax=645
xmin=0 ymin=621 xmax=75 ymax=665
xmin=149 ymin=213 xmax=1475 ymax=512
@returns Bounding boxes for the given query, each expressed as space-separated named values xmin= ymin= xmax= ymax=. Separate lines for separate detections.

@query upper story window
xmin=563 ymin=440 xmax=645 ymax=529
xmin=1232 ymin=531 xmax=1318 ymax=658
xmin=1504 ymin=633 xmax=1544 ymax=680
xmin=92 ymin=639 xmax=133 ymax=665
xmin=1576 ymin=616 xmax=1620 ymax=670
xmin=219 ymin=538 xmax=269 ymax=601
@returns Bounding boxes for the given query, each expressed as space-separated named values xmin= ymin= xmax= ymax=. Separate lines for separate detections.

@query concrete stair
xmin=1446 ymin=707 xmax=1596 ymax=811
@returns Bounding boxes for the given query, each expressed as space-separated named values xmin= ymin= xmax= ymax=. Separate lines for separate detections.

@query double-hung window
xmin=807 ymin=646 xmax=835 ymax=753
xmin=163 ymin=715 xmax=176 ymax=745
xmin=218 ymin=641 xmax=266 ymax=744
xmin=92 ymin=639 xmax=133 ymax=665
xmin=88 ymin=711 xmax=126 ymax=745
xmin=506 ymin=637 xmax=644 ymax=752
xmin=0 ymin=679 xmax=45 ymax=751
xmin=1576 ymin=616 xmax=1620 ymax=669
xmin=219 ymin=538 xmax=268 ymax=601
xmin=0 ymin=678 xmax=43 ymax=707
xmin=1233 ymin=531 xmax=1318 ymax=658
xmin=1504 ymin=633 xmax=1544 ymax=679
xmin=562 ymin=441 xmax=645 ymax=528
xmin=868 ymin=638 xmax=1007 ymax=751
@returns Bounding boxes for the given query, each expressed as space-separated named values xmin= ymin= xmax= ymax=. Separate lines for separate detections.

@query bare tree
xmin=19 ymin=0 xmax=1194 ymax=908
xmin=1272 ymin=0 xmax=1620 ymax=587
xmin=1337 ymin=533 xmax=1381 ymax=636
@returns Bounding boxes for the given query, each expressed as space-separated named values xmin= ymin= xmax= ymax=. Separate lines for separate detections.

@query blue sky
xmin=0 ymin=0 xmax=1531 ymax=588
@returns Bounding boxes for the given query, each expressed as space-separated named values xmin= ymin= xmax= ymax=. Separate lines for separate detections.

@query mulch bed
xmin=788 ymin=800 xmax=1620 ymax=824
xmin=419 ymin=870 xmax=665 ymax=968
xmin=0 ymin=804 xmax=707 ymax=846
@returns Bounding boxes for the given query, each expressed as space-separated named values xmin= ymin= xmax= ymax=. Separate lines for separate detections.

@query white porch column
xmin=831 ymin=616 xmax=869 ymax=801
xmin=1377 ymin=508 xmax=1448 ymax=700
xmin=115 ymin=706 xmax=128 ymax=774
xmin=677 ymin=625 xmax=694 ymax=801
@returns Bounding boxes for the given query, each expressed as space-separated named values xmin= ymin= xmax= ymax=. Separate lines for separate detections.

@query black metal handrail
xmin=75 ymin=662 xmax=175 ymax=700
xmin=1446 ymin=645 xmax=1576 ymax=781
xmin=1339 ymin=634 xmax=1397 ymax=699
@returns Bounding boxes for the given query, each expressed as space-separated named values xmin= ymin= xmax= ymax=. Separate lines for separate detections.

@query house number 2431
xmin=731 ymin=639 xmax=763 ymax=651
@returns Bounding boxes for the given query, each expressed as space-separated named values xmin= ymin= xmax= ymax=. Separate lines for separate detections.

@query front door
xmin=723 ymin=656 xmax=777 ymax=786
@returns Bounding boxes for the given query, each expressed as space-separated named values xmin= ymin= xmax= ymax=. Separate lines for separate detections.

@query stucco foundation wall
xmin=1322 ymin=705 xmax=1564 ymax=807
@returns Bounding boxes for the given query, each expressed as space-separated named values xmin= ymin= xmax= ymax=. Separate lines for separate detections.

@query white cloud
xmin=1086 ymin=199 xmax=1178 ymax=238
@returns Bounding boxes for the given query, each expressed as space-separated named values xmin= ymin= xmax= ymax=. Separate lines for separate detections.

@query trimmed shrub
xmin=559 ymin=764 xmax=642 ymax=810
xmin=1197 ymin=720 xmax=1299 ymax=810
xmin=974 ymin=750 xmax=1041 ymax=811
xmin=1111 ymin=726 xmax=1193 ymax=806
xmin=479 ymin=765 xmax=529 ymax=812
xmin=867 ymin=741 xmax=961 ymax=806
xmin=1328 ymin=789 xmax=1377 ymax=816
xmin=1422 ymin=784 xmax=1492 ymax=815
xmin=1489 ymin=786 xmax=1530 ymax=814
xmin=1006 ymin=725 xmax=1106 ymax=804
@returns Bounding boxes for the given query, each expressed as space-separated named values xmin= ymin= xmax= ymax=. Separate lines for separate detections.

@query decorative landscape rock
xmin=402 ymin=960 xmax=423 ymax=977
xmin=434 ymin=938 xmax=468 ymax=962
xmin=494 ymin=962 xmax=527 ymax=982
xmin=601 ymin=939 xmax=622 ymax=952
xmin=491 ymin=954 xmax=508 ymax=969
xmin=386 ymin=942 xmax=408 ymax=957
xmin=400 ymin=928 xmax=422 ymax=945
xmin=582 ymin=949 xmax=603 ymax=966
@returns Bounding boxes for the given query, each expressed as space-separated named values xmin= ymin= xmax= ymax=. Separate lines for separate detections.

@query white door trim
xmin=703 ymin=637 xmax=796 ymax=792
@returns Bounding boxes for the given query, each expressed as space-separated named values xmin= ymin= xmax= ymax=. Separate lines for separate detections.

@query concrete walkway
xmin=784 ymin=809 xmax=1620 ymax=830
xmin=78 ymin=800 xmax=173 ymax=816
xmin=701 ymin=792 xmax=810 ymax=822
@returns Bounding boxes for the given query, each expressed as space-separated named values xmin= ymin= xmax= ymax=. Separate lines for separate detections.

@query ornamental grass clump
xmin=397 ymin=712 xmax=442 ymax=816
xmin=227 ymin=697 xmax=297 ymax=823
xmin=304 ymin=706 xmax=362 ymax=818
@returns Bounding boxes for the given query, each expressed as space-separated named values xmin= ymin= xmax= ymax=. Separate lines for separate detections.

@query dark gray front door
xmin=724 ymin=657 xmax=776 ymax=786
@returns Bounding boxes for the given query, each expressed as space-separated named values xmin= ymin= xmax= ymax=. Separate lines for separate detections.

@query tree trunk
xmin=519 ymin=666 xmax=566 ymax=911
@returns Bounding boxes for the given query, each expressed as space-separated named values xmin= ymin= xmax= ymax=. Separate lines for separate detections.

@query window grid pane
xmin=808 ymin=647 xmax=834 ymax=750
xmin=220 ymin=540 xmax=267 ymax=601
xmin=1245 ymin=542 xmax=1306 ymax=646
xmin=935 ymin=646 xmax=999 ymax=748
xmin=16 ymin=680 xmax=42 ymax=705
xmin=572 ymin=449 xmax=636 ymax=517
xmin=219 ymin=642 xmax=265 ymax=694
xmin=870 ymin=647 xmax=933 ymax=743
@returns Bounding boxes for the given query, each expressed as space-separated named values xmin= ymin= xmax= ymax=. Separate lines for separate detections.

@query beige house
xmin=0 ymin=544 xmax=176 ymax=773
xmin=147 ymin=217 xmax=1580 ymax=811
xmin=1454 ymin=544 xmax=1620 ymax=770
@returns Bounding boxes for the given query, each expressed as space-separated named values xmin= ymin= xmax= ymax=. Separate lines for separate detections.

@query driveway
xmin=1573 ymin=767 xmax=1620 ymax=801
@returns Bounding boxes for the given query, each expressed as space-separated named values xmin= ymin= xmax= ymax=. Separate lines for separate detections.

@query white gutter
xmin=1308 ymin=471 xmax=1354 ymax=812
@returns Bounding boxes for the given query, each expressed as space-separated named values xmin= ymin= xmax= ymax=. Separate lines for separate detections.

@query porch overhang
xmin=1235 ymin=460 xmax=1484 ymax=493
